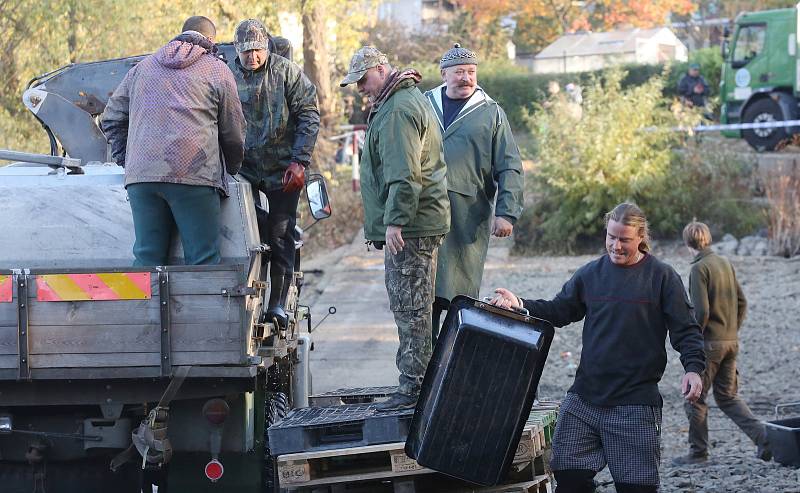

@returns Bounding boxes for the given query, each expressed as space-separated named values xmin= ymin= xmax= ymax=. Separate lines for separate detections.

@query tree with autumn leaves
xmin=452 ymin=0 xmax=697 ymax=54
xmin=0 ymin=0 xmax=375 ymax=152
xmin=453 ymin=0 xmax=798 ymax=54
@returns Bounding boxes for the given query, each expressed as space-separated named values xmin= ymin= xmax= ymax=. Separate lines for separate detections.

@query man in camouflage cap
xmin=339 ymin=46 xmax=389 ymax=87
xmin=234 ymin=18 xmax=269 ymax=52
xmin=228 ymin=18 xmax=320 ymax=326
xmin=424 ymin=43 xmax=524 ymax=341
xmin=341 ymin=46 xmax=450 ymax=411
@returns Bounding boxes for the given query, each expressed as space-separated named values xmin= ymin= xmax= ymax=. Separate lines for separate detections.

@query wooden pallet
xmin=277 ymin=426 xmax=548 ymax=488
xmin=515 ymin=423 xmax=548 ymax=463
xmin=291 ymin=474 xmax=552 ymax=493
xmin=278 ymin=441 xmax=423 ymax=488
xmin=276 ymin=401 xmax=560 ymax=492
xmin=278 ymin=419 xmax=550 ymax=487
xmin=481 ymin=476 xmax=552 ymax=493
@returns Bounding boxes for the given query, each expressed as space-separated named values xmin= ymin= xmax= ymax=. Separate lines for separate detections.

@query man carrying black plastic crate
xmin=490 ymin=202 xmax=706 ymax=493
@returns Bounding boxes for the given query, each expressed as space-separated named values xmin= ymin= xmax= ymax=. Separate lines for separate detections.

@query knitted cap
xmin=440 ymin=43 xmax=478 ymax=69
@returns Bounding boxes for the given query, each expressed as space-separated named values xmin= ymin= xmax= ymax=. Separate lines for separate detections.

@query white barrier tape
xmin=692 ymin=119 xmax=800 ymax=132
xmin=644 ymin=119 xmax=800 ymax=133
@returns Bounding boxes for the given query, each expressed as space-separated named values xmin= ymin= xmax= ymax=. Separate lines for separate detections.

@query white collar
xmin=428 ymin=84 xmax=490 ymax=131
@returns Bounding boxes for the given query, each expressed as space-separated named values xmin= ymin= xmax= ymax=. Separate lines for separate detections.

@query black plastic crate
xmin=765 ymin=417 xmax=800 ymax=467
xmin=405 ymin=296 xmax=555 ymax=486
xmin=268 ymin=404 xmax=413 ymax=456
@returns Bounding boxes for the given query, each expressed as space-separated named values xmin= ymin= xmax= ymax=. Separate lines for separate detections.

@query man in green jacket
xmin=424 ymin=44 xmax=524 ymax=341
xmin=340 ymin=47 xmax=450 ymax=411
xmin=228 ymin=19 xmax=320 ymax=325
xmin=673 ymin=221 xmax=770 ymax=465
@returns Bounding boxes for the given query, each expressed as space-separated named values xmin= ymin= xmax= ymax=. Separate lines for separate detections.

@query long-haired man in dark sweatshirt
xmin=490 ymin=202 xmax=706 ymax=493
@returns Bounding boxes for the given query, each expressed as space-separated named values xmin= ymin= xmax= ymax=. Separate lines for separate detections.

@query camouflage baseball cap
xmin=234 ymin=19 xmax=268 ymax=53
xmin=340 ymin=47 xmax=388 ymax=87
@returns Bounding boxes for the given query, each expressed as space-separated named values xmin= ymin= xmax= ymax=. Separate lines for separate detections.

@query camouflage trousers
xmin=384 ymin=235 xmax=443 ymax=397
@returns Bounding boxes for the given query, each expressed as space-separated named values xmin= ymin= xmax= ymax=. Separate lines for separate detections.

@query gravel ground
xmin=480 ymin=243 xmax=800 ymax=492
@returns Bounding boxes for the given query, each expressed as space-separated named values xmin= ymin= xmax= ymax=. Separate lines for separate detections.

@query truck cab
xmin=720 ymin=3 xmax=799 ymax=151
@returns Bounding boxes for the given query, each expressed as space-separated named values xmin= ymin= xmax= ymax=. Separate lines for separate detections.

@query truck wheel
xmin=264 ymin=391 xmax=288 ymax=493
xmin=742 ymin=98 xmax=788 ymax=152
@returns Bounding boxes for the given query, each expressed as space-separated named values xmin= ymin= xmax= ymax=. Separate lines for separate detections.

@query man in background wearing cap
xmin=341 ymin=47 xmax=450 ymax=411
xmin=228 ymin=19 xmax=320 ymax=326
xmin=102 ymin=16 xmax=245 ymax=266
xmin=424 ymin=44 xmax=524 ymax=341
xmin=678 ymin=63 xmax=709 ymax=108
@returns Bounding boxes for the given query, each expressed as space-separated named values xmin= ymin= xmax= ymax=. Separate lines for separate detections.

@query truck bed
xmin=0 ymin=169 xmax=264 ymax=381
xmin=0 ymin=264 xmax=258 ymax=380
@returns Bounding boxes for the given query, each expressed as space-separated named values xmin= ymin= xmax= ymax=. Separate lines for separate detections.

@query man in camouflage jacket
xmin=228 ymin=19 xmax=320 ymax=324
xmin=101 ymin=16 xmax=245 ymax=266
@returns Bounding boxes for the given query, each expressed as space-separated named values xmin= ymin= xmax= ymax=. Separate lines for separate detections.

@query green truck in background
xmin=720 ymin=2 xmax=800 ymax=151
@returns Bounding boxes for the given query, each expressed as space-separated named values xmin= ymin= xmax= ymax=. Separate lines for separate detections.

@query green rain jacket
xmin=228 ymin=54 xmax=320 ymax=189
xmin=360 ymin=79 xmax=450 ymax=241
xmin=424 ymin=84 xmax=524 ymax=300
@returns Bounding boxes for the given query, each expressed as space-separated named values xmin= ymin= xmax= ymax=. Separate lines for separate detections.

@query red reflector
xmin=205 ymin=459 xmax=224 ymax=482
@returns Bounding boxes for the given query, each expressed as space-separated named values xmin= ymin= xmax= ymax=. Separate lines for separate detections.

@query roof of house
xmin=534 ymin=27 xmax=678 ymax=59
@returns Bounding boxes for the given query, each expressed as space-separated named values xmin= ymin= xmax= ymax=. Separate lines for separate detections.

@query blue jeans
xmin=127 ymin=182 xmax=221 ymax=266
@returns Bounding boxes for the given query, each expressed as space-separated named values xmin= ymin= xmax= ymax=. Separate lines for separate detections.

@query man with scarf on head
xmin=102 ymin=16 xmax=245 ymax=266
xmin=340 ymin=47 xmax=450 ymax=411
xmin=424 ymin=44 xmax=524 ymax=342
xmin=228 ymin=19 xmax=320 ymax=326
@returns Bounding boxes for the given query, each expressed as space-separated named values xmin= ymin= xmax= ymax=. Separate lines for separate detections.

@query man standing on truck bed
xmin=101 ymin=16 xmax=245 ymax=266
xmin=423 ymin=44 xmax=524 ymax=342
xmin=228 ymin=18 xmax=320 ymax=327
xmin=340 ymin=47 xmax=450 ymax=412
xmin=490 ymin=203 xmax=705 ymax=493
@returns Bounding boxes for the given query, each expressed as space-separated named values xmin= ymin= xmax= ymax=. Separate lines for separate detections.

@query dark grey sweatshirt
xmin=522 ymin=253 xmax=706 ymax=407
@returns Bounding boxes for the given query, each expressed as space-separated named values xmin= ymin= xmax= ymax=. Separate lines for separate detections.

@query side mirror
xmin=721 ymin=39 xmax=730 ymax=59
xmin=306 ymin=174 xmax=332 ymax=221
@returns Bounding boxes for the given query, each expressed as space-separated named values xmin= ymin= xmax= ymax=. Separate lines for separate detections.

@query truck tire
xmin=742 ymin=97 xmax=789 ymax=152
xmin=264 ymin=391 xmax=289 ymax=493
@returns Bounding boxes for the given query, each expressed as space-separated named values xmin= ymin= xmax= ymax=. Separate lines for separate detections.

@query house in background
xmin=523 ymin=27 xmax=688 ymax=74
xmin=377 ymin=0 xmax=456 ymax=32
